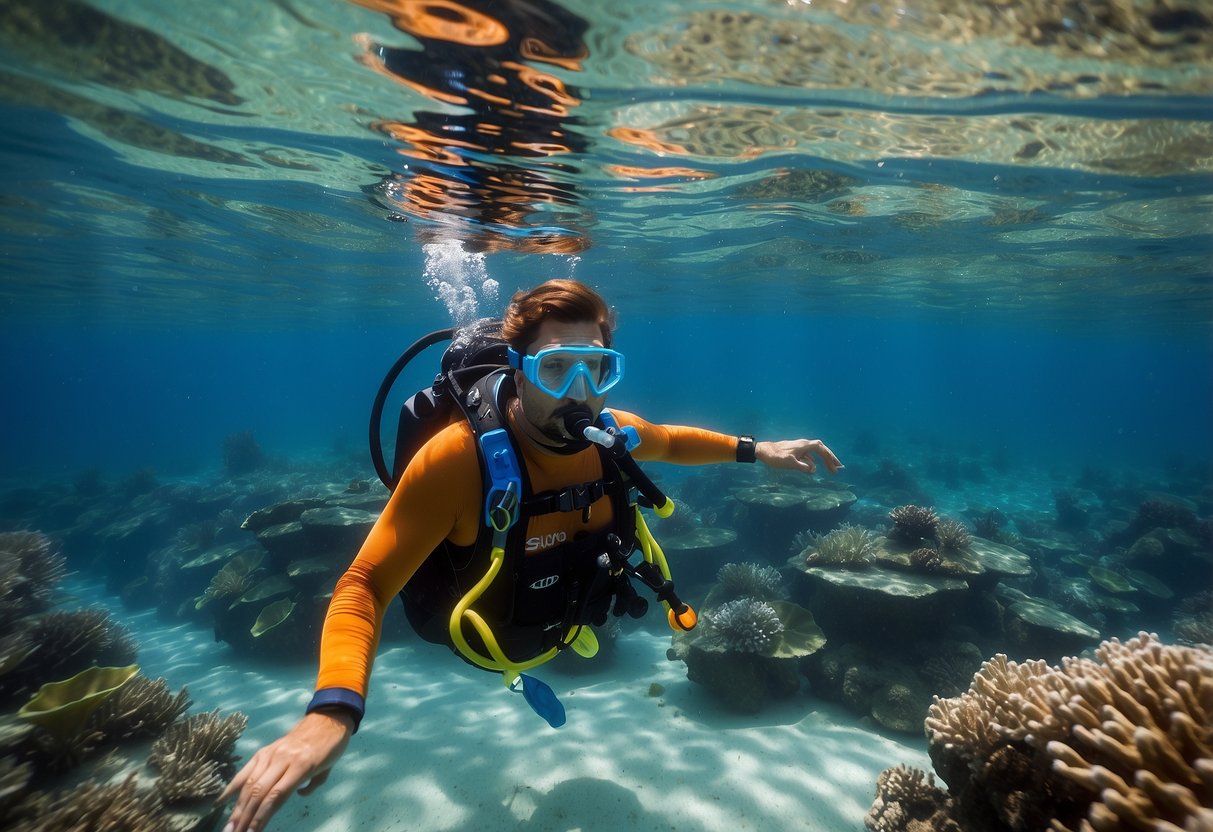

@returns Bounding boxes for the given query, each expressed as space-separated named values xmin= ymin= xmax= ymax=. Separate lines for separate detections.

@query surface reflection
xmin=352 ymin=0 xmax=590 ymax=253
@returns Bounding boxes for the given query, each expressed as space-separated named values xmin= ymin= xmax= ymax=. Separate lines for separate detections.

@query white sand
xmin=90 ymin=581 xmax=931 ymax=832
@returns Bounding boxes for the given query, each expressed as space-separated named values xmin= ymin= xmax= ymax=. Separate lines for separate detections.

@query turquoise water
xmin=1 ymin=1 xmax=1211 ymax=830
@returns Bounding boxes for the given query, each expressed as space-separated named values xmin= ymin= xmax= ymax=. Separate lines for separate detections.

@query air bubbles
xmin=422 ymin=240 xmax=494 ymax=325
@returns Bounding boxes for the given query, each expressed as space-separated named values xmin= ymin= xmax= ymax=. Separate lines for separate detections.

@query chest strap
xmin=524 ymin=479 xmax=608 ymax=516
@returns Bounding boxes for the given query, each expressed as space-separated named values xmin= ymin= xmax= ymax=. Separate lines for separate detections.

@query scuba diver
xmin=220 ymin=279 xmax=843 ymax=832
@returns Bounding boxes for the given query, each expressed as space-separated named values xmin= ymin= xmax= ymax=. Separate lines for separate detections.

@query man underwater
xmin=221 ymin=279 xmax=843 ymax=831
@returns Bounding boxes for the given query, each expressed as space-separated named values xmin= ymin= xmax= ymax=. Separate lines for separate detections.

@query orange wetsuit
xmin=311 ymin=407 xmax=739 ymax=721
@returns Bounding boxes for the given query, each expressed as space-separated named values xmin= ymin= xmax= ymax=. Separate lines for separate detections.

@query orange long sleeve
xmin=313 ymin=408 xmax=739 ymax=701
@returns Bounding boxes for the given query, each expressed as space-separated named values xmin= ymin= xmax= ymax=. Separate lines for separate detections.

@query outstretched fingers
xmin=221 ymin=754 xmax=306 ymax=832
xmin=811 ymin=440 xmax=843 ymax=474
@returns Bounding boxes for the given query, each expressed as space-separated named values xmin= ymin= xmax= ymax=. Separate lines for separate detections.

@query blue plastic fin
xmin=511 ymin=674 xmax=566 ymax=729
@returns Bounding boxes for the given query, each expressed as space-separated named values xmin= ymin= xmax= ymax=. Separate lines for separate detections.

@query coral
xmin=4 ymin=610 xmax=137 ymax=700
xmin=923 ymin=633 xmax=1213 ymax=832
xmin=0 ymin=631 xmax=37 ymax=679
xmin=910 ymin=547 xmax=943 ymax=572
xmin=121 ymin=467 xmax=159 ymax=498
xmin=223 ymin=430 xmax=266 ymax=476
xmin=973 ymin=509 xmax=1006 ymax=539
xmin=715 ymin=562 xmax=784 ymax=601
xmin=889 ymin=506 xmax=939 ymax=543
xmin=917 ymin=642 xmax=984 ymax=699
xmin=1173 ymin=591 xmax=1213 ymax=646
xmin=872 ymin=682 xmax=933 ymax=734
xmin=0 ymin=756 xmax=33 ymax=823
xmin=0 ymin=531 xmax=66 ymax=627
xmin=154 ymin=754 xmax=228 ymax=804
xmin=26 ymin=725 xmax=105 ymax=774
xmin=17 ymin=774 xmax=171 ymax=832
xmin=703 ymin=599 xmax=785 ymax=655
xmin=866 ymin=765 xmax=961 ymax=832
xmin=933 ymin=519 xmax=971 ymax=552
xmin=150 ymin=709 xmax=247 ymax=803
xmin=1132 ymin=498 xmax=1196 ymax=532
xmin=88 ymin=675 xmax=192 ymax=742
xmin=806 ymin=524 xmax=879 ymax=566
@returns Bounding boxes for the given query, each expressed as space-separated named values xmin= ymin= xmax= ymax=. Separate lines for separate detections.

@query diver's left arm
xmin=610 ymin=410 xmax=843 ymax=475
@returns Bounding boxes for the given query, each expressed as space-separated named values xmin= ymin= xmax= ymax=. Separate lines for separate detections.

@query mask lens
xmin=528 ymin=347 xmax=623 ymax=398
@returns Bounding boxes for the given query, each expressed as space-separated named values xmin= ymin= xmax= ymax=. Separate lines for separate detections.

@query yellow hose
xmin=448 ymin=545 xmax=574 ymax=674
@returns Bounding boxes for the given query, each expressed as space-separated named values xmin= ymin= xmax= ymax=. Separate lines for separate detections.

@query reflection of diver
xmin=221 ymin=279 xmax=846 ymax=831
xmin=354 ymin=0 xmax=591 ymax=253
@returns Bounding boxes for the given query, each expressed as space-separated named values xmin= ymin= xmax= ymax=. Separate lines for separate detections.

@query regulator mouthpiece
xmin=562 ymin=408 xmax=613 ymax=447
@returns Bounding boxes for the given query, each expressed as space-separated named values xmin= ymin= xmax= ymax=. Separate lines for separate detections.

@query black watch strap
xmin=736 ymin=435 xmax=757 ymax=463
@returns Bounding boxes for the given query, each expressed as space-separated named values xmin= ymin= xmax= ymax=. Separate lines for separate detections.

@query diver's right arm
xmin=220 ymin=424 xmax=479 ymax=831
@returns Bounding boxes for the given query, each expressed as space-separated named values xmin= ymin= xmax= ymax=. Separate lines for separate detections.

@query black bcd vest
xmin=399 ymin=370 xmax=639 ymax=666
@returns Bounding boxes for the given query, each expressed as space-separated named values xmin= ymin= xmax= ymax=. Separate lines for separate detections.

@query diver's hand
xmin=756 ymin=439 xmax=843 ymax=475
xmin=219 ymin=710 xmax=353 ymax=832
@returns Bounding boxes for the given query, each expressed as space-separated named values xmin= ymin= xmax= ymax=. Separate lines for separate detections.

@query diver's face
xmin=516 ymin=318 xmax=608 ymax=446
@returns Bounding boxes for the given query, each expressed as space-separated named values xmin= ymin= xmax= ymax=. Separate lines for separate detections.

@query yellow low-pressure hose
xmin=448 ymin=545 xmax=574 ymax=674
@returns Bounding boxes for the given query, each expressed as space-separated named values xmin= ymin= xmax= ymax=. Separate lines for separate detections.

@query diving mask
xmin=508 ymin=345 xmax=624 ymax=400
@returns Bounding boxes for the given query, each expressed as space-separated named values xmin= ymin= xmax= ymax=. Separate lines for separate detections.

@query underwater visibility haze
xmin=0 ymin=0 xmax=1210 ymax=830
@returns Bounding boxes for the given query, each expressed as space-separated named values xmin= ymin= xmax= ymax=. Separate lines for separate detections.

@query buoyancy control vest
xmin=399 ymin=370 xmax=642 ymax=665
xmin=369 ymin=321 xmax=695 ymax=675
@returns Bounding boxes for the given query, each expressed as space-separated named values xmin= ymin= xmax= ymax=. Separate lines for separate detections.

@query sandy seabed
xmin=83 ymin=578 xmax=930 ymax=832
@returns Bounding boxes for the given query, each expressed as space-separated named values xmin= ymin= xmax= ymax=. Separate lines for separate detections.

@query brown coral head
xmin=1133 ymin=498 xmax=1195 ymax=531
xmin=889 ymin=505 xmax=939 ymax=542
xmin=910 ymin=547 xmax=943 ymax=572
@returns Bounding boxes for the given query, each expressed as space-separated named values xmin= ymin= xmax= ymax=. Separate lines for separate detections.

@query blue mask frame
xmin=508 ymin=345 xmax=625 ymax=400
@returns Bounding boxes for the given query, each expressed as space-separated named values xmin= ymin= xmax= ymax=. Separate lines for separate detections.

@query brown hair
xmin=501 ymin=279 xmax=615 ymax=352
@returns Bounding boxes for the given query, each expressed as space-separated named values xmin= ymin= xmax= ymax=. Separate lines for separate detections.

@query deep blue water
xmin=2 ymin=311 xmax=1208 ymax=481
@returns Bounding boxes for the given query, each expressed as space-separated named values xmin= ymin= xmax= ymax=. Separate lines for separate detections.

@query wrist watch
xmin=736 ymin=435 xmax=757 ymax=463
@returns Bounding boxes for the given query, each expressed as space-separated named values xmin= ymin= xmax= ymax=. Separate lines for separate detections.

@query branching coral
xmin=910 ymin=547 xmax=943 ymax=572
xmin=909 ymin=547 xmax=966 ymax=577
xmin=934 ymin=519 xmax=971 ymax=552
xmin=716 ymin=562 xmax=785 ymax=601
xmin=866 ymin=764 xmax=961 ymax=832
xmin=38 ymin=611 xmax=137 ymax=674
xmin=921 ymin=633 xmax=1213 ymax=832
xmin=17 ymin=774 xmax=171 ymax=832
xmin=88 ymin=675 xmax=192 ymax=742
xmin=889 ymin=506 xmax=939 ymax=543
xmin=703 ymin=599 xmax=785 ymax=655
xmin=26 ymin=726 xmax=105 ymax=774
xmin=6 ymin=610 xmax=137 ymax=697
xmin=806 ymin=524 xmax=879 ymax=566
xmin=0 ymin=756 xmax=33 ymax=825
xmin=150 ymin=710 xmax=247 ymax=803
xmin=973 ymin=509 xmax=1006 ymax=540
xmin=0 ymin=531 xmax=66 ymax=627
